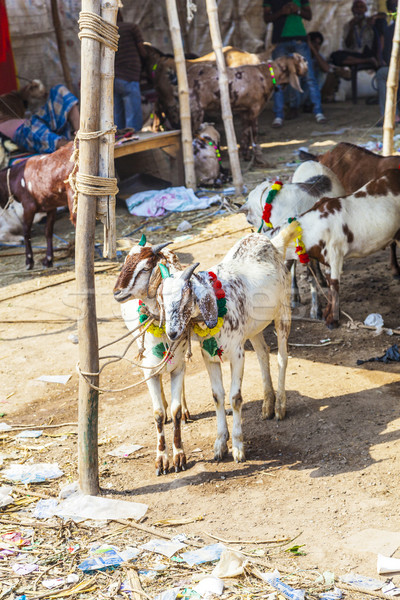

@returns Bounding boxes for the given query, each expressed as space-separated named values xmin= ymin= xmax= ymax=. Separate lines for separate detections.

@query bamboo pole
xmin=50 ymin=0 xmax=73 ymax=91
xmin=165 ymin=0 xmax=196 ymax=189
xmin=97 ymin=0 xmax=118 ymax=258
xmin=383 ymin=0 xmax=400 ymax=155
xmin=76 ymin=0 xmax=101 ymax=495
xmin=205 ymin=0 xmax=243 ymax=194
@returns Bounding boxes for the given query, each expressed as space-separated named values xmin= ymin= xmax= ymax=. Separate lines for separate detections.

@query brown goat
xmin=0 ymin=142 xmax=75 ymax=269
xmin=303 ymin=142 xmax=400 ymax=278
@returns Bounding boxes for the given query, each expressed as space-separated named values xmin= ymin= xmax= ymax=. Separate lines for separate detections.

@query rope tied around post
xmin=78 ymin=11 xmax=119 ymax=51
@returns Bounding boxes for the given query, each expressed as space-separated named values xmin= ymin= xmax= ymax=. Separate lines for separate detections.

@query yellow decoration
xmin=193 ymin=317 xmax=224 ymax=338
xmin=146 ymin=322 xmax=165 ymax=337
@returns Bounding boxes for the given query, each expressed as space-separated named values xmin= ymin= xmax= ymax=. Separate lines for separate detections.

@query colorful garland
xmin=268 ymin=63 xmax=277 ymax=87
xmin=137 ymin=300 xmax=165 ymax=338
xmin=258 ymin=180 xmax=283 ymax=232
xmin=288 ymin=218 xmax=310 ymax=264
xmin=193 ymin=271 xmax=227 ymax=358
xmin=207 ymin=140 xmax=221 ymax=162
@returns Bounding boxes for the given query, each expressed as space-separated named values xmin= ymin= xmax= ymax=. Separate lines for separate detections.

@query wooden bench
xmin=114 ymin=130 xmax=184 ymax=187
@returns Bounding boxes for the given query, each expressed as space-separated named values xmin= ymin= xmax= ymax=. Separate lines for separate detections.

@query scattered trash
xmin=36 ymin=375 xmax=71 ymax=384
xmin=339 ymin=572 xmax=384 ymax=591
xmin=15 ymin=430 xmax=43 ymax=439
xmin=42 ymin=574 xmax=80 ymax=589
xmin=2 ymin=462 xmax=64 ymax=483
xmin=377 ymin=553 xmax=400 ymax=574
xmin=125 ymin=186 xmax=219 ymax=217
xmin=68 ymin=333 xmax=79 ymax=344
xmin=258 ymin=569 xmax=305 ymax=600
xmin=57 ymin=492 xmax=148 ymax=522
xmin=320 ymin=587 xmax=342 ymax=600
xmin=382 ymin=582 xmax=400 ymax=596
xmin=33 ymin=498 xmax=59 ymax=519
xmin=173 ymin=234 xmax=193 ymax=243
xmin=12 ymin=562 xmax=39 ymax=575
xmin=78 ymin=543 xmax=140 ymax=572
xmin=177 ymin=220 xmax=192 ymax=232
xmin=0 ymin=485 xmax=13 ymax=508
xmin=194 ymin=576 xmax=224 ymax=597
xmin=107 ymin=443 xmax=143 ymax=457
xmin=315 ymin=572 xmax=335 ymax=586
xmin=0 ymin=422 xmax=11 ymax=431
xmin=154 ymin=587 xmax=180 ymax=600
xmin=364 ymin=313 xmax=384 ymax=329
xmin=140 ymin=538 xmax=187 ymax=558
xmin=212 ymin=549 xmax=247 ymax=577
xmin=357 ymin=344 xmax=400 ymax=365
xmin=180 ymin=543 xmax=225 ymax=566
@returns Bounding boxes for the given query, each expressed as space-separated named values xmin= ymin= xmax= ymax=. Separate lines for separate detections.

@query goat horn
xmin=182 ymin=262 xmax=200 ymax=281
xmin=152 ymin=241 xmax=172 ymax=255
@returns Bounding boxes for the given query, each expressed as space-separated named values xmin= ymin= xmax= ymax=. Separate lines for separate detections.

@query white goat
xmin=0 ymin=203 xmax=44 ymax=244
xmin=113 ymin=240 xmax=189 ymax=475
xmin=159 ymin=224 xmax=298 ymax=463
xmin=293 ymin=168 xmax=400 ymax=327
xmin=241 ymin=162 xmax=345 ymax=318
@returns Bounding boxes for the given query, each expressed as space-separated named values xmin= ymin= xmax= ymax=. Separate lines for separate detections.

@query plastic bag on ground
xmin=180 ymin=543 xmax=226 ymax=567
xmin=258 ymin=569 xmax=305 ymax=600
xmin=377 ymin=554 xmax=400 ymax=574
xmin=194 ymin=576 xmax=224 ymax=597
xmin=56 ymin=492 xmax=148 ymax=522
xmin=2 ymin=462 xmax=63 ymax=483
xmin=212 ymin=549 xmax=247 ymax=577
xmin=140 ymin=538 xmax=187 ymax=558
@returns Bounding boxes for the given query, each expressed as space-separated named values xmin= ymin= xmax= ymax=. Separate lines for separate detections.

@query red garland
xmin=208 ymin=272 xmax=226 ymax=298
xmin=262 ymin=203 xmax=272 ymax=223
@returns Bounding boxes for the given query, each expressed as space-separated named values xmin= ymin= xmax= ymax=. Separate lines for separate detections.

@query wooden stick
xmin=2 ymin=422 xmax=77 ymax=432
xmin=383 ymin=0 xmax=400 ymax=155
xmin=111 ymin=518 xmax=203 ymax=547
xmin=204 ymin=532 xmax=291 ymax=545
xmin=165 ymin=0 xmax=196 ymax=189
xmin=205 ymin=0 xmax=243 ymax=194
xmin=50 ymin=0 xmax=74 ymax=91
xmin=76 ymin=0 xmax=101 ymax=496
xmin=172 ymin=225 xmax=252 ymax=251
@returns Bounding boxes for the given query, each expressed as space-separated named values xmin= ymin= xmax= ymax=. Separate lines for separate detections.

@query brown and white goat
xmin=159 ymin=225 xmax=298 ymax=463
xmin=0 ymin=142 xmax=75 ymax=269
xmin=193 ymin=123 xmax=229 ymax=186
xmin=113 ymin=240 xmax=190 ymax=475
xmin=302 ymin=142 xmax=400 ymax=279
xmin=293 ymin=169 xmax=400 ymax=328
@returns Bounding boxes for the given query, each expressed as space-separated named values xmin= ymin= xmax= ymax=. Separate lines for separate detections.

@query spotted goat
xmin=159 ymin=224 xmax=299 ymax=463
xmin=192 ymin=123 xmax=229 ymax=186
xmin=113 ymin=239 xmax=190 ymax=475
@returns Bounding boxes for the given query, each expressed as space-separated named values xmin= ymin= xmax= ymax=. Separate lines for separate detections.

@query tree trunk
xmin=383 ymin=1 xmax=400 ymax=156
xmin=50 ymin=0 xmax=73 ymax=91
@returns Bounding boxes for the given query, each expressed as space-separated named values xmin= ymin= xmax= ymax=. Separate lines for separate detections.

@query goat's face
xmin=161 ymin=266 xmax=218 ymax=341
xmin=113 ymin=242 xmax=171 ymax=303
xmin=274 ymin=54 xmax=307 ymax=92
xmin=240 ymin=180 xmax=272 ymax=229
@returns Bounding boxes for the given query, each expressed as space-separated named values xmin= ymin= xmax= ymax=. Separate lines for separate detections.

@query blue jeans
xmin=272 ymin=40 xmax=323 ymax=119
xmin=114 ymin=78 xmax=143 ymax=131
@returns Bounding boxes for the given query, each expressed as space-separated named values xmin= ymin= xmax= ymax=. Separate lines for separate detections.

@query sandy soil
xmin=1 ymin=99 xmax=400 ymax=586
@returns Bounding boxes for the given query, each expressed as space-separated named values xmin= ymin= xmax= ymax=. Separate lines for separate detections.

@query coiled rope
xmin=78 ymin=11 xmax=119 ymax=51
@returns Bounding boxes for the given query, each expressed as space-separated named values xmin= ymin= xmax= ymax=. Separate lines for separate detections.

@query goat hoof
xmin=182 ymin=410 xmax=191 ymax=423
xmin=326 ymin=320 xmax=339 ymax=330
xmin=232 ymin=446 xmax=246 ymax=463
xmin=42 ymin=258 xmax=53 ymax=268
xmin=26 ymin=263 xmax=34 ymax=271
xmin=155 ymin=456 xmax=169 ymax=476
xmin=173 ymin=452 xmax=187 ymax=473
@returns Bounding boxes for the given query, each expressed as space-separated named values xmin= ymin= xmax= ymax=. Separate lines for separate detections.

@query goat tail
xmin=271 ymin=220 xmax=299 ymax=260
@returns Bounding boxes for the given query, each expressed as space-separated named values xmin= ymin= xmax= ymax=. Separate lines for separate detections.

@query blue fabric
xmin=114 ymin=78 xmax=143 ymax=131
xmin=13 ymin=85 xmax=78 ymax=154
xmin=272 ymin=40 xmax=323 ymax=118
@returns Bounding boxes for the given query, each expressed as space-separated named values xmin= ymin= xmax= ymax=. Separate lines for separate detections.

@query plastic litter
xmin=177 ymin=220 xmax=192 ymax=232
xmin=57 ymin=492 xmax=148 ymax=522
xmin=377 ymin=553 xmax=400 ymax=574
xmin=258 ymin=569 xmax=305 ymax=600
xmin=364 ymin=313 xmax=384 ymax=329
xmin=36 ymin=375 xmax=71 ymax=384
xmin=140 ymin=538 xmax=187 ymax=558
xmin=15 ymin=430 xmax=43 ymax=439
xmin=33 ymin=498 xmax=59 ymax=519
xmin=78 ymin=543 xmax=140 ymax=572
xmin=0 ymin=485 xmax=13 ymax=508
xmin=320 ymin=587 xmax=342 ymax=600
xmin=68 ymin=334 xmax=79 ymax=344
xmin=316 ymin=572 xmax=335 ymax=586
xmin=12 ymin=563 xmax=39 ymax=575
xmin=2 ymin=462 xmax=63 ymax=483
xmin=357 ymin=344 xmax=400 ymax=365
xmin=212 ymin=549 xmax=247 ymax=577
xmin=382 ymin=582 xmax=400 ymax=596
xmin=107 ymin=443 xmax=143 ymax=457
xmin=0 ymin=422 xmax=11 ymax=431
xmin=42 ymin=574 xmax=79 ymax=589
xmin=339 ymin=573 xmax=384 ymax=591
xmin=180 ymin=543 xmax=226 ymax=566
xmin=153 ymin=588 xmax=180 ymax=600
xmin=194 ymin=576 xmax=224 ymax=597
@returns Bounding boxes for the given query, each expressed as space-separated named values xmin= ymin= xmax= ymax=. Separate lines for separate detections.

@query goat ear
xmin=147 ymin=265 xmax=162 ymax=298
xmin=288 ymin=57 xmax=303 ymax=93
xmin=192 ymin=273 xmax=218 ymax=329
xmin=156 ymin=282 xmax=165 ymax=328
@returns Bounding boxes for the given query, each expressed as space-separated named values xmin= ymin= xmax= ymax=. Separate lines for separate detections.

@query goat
xmin=241 ymin=162 xmax=345 ymax=318
xmin=113 ymin=239 xmax=190 ymax=475
xmin=193 ymin=123 xmax=229 ymax=186
xmin=159 ymin=224 xmax=298 ymax=463
xmin=292 ymin=169 xmax=400 ymax=328
xmin=0 ymin=80 xmax=47 ymax=122
xmin=0 ymin=142 xmax=75 ymax=269
xmin=300 ymin=142 xmax=400 ymax=279
xmin=0 ymin=202 xmax=44 ymax=244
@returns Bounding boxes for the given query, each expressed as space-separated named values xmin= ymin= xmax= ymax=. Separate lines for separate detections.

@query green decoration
xmin=139 ymin=313 xmax=148 ymax=324
xmin=202 ymin=337 xmax=219 ymax=357
xmin=152 ymin=342 xmax=168 ymax=358
xmin=217 ymin=297 xmax=227 ymax=316
xmin=288 ymin=217 xmax=296 ymax=224
xmin=159 ymin=263 xmax=170 ymax=279
xmin=138 ymin=234 xmax=147 ymax=246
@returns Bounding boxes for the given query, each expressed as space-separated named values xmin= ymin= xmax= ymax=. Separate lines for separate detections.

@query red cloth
xmin=0 ymin=0 xmax=17 ymax=94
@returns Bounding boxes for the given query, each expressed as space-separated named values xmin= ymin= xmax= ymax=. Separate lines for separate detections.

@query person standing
xmin=263 ymin=0 xmax=327 ymax=128
xmin=114 ymin=10 xmax=147 ymax=131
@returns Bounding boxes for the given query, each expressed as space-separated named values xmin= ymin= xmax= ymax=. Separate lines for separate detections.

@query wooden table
xmin=114 ymin=130 xmax=184 ymax=186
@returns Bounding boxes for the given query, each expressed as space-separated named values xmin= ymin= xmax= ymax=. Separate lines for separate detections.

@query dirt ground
xmin=1 ymin=99 xmax=400 ymax=589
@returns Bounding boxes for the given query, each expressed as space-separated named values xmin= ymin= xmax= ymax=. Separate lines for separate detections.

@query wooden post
xmin=76 ymin=0 xmax=101 ymax=495
xmin=383 ymin=0 xmax=400 ymax=155
xmin=98 ymin=0 xmax=118 ymax=258
xmin=50 ymin=0 xmax=74 ymax=91
xmin=205 ymin=0 xmax=243 ymax=194
xmin=165 ymin=0 xmax=196 ymax=189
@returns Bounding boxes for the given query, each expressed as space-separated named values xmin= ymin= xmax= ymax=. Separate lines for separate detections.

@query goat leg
xmin=390 ymin=240 xmax=400 ymax=280
xmin=203 ymin=358 xmax=229 ymax=461
xmin=229 ymin=353 xmax=245 ymax=462
xmin=147 ymin=374 xmax=169 ymax=475
xmin=323 ymin=269 xmax=340 ymax=329
xmin=170 ymin=366 xmax=186 ymax=472
xmin=181 ymin=380 xmax=191 ymax=423
xmin=274 ymin=312 xmax=290 ymax=421
xmin=42 ymin=209 xmax=57 ymax=268
xmin=23 ymin=208 xmax=35 ymax=270
xmin=250 ymin=333 xmax=276 ymax=420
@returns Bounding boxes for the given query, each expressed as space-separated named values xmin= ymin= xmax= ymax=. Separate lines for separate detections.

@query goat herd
xmin=112 ymin=141 xmax=400 ymax=475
